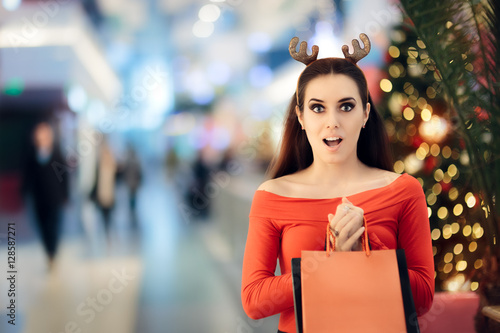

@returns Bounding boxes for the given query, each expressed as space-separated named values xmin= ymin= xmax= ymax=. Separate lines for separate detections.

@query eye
xmin=310 ymin=104 xmax=325 ymax=113
xmin=340 ymin=103 xmax=355 ymax=112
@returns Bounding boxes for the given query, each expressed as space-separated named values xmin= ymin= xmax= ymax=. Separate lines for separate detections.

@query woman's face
xmin=296 ymin=74 xmax=370 ymax=166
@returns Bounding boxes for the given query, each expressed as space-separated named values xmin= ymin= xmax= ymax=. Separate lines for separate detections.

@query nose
xmin=326 ymin=111 xmax=340 ymax=129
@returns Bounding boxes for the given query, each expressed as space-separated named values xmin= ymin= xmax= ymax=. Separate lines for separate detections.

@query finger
xmin=335 ymin=210 xmax=360 ymax=231
xmin=341 ymin=197 xmax=364 ymax=216
xmin=328 ymin=214 xmax=343 ymax=241
xmin=331 ymin=200 xmax=362 ymax=235
xmin=343 ymin=203 xmax=365 ymax=216
xmin=339 ymin=217 xmax=359 ymax=238
xmin=328 ymin=213 xmax=336 ymax=229
xmin=341 ymin=226 xmax=365 ymax=251
xmin=339 ymin=220 xmax=359 ymax=241
xmin=342 ymin=197 xmax=356 ymax=211
xmin=329 ymin=210 xmax=345 ymax=233
xmin=335 ymin=202 xmax=350 ymax=215
xmin=334 ymin=203 xmax=351 ymax=225
xmin=337 ymin=212 xmax=365 ymax=238
xmin=333 ymin=214 xmax=350 ymax=233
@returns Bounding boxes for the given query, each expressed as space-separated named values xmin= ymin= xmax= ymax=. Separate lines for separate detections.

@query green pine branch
xmin=399 ymin=0 xmax=500 ymax=255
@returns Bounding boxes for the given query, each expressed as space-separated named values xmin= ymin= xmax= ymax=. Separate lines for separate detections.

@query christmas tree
xmin=378 ymin=21 xmax=488 ymax=292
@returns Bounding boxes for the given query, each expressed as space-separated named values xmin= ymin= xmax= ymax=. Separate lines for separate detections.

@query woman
xmin=241 ymin=34 xmax=434 ymax=333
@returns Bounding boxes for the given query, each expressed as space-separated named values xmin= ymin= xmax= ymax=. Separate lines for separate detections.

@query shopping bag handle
xmin=326 ymin=217 xmax=371 ymax=256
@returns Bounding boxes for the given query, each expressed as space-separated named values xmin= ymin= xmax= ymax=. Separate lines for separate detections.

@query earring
xmin=362 ymin=123 xmax=366 ymax=128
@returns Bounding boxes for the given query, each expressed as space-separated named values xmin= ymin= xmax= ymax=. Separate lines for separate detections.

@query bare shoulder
xmin=380 ymin=169 xmax=402 ymax=183
xmin=257 ymin=177 xmax=289 ymax=193
xmin=257 ymin=174 xmax=299 ymax=196
xmin=363 ymin=167 xmax=402 ymax=187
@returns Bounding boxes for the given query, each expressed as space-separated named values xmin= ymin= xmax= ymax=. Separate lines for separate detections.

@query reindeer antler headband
xmin=289 ymin=33 xmax=371 ymax=66
xmin=290 ymin=33 xmax=371 ymax=103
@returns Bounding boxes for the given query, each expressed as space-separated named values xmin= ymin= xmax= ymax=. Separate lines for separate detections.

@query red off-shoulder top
xmin=241 ymin=173 xmax=434 ymax=333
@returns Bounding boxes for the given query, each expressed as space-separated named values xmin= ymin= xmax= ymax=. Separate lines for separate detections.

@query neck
xmin=304 ymin=158 xmax=367 ymax=186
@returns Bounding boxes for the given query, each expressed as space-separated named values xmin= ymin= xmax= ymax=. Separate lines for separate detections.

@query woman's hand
xmin=328 ymin=197 xmax=365 ymax=251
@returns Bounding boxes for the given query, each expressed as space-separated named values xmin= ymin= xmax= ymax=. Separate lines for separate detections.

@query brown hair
xmin=268 ymin=58 xmax=393 ymax=179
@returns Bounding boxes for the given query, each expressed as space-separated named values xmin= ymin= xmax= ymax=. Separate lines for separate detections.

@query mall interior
xmin=0 ymin=0 xmax=490 ymax=332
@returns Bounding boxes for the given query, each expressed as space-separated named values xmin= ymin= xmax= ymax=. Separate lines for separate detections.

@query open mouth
xmin=323 ymin=137 xmax=343 ymax=147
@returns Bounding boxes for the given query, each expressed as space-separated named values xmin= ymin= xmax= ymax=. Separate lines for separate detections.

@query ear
xmin=363 ymin=102 xmax=371 ymax=125
xmin=296 ymin=106 xmax=304 ymax=129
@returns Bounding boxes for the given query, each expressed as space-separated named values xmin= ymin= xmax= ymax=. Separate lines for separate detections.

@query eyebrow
xmin=338 ymin=97 xmax=356 ymax=103
xmin=308 ymin=97 xmax=356 ymax=103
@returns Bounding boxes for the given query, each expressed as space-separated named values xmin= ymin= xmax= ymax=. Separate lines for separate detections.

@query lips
xmin=323 ymin=136 xmax=343 ymax=147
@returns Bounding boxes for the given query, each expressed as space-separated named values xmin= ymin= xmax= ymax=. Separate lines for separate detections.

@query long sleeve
xmin=241 ymin=215 xmax=294 ymax=320
xmin=397 ymin=180 xmax=435 ymax=316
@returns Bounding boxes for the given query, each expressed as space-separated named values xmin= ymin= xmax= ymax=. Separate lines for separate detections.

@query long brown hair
xmin=267 ymin=58 xmax=393 ymax=179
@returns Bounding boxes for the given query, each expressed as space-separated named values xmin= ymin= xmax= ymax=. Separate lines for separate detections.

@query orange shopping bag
xmin=292 ymin=223 xmax=419 ymax=333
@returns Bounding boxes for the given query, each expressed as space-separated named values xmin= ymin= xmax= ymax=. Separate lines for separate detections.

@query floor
xmin=0 ymin=159 xmax=279 ymax=333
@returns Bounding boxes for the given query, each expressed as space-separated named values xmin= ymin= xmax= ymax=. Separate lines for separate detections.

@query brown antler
xmin=342 ymin=33 xmax=371 ymax=64
xmin=289 ymin=37 xmax=319 ymax=66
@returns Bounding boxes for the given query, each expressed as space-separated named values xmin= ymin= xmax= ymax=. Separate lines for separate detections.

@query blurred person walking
xmin=22 ymin=121 xmax=69 ymax=270
xmin=186 ymin=151 xmax=211 ymax=220
xmin=165 ymin=146 xmax=180 ymax=179
xmin=123 ymin=144 xmax=142 ymax=226
xmin=90 ymin=140 xmax=117 ymax=238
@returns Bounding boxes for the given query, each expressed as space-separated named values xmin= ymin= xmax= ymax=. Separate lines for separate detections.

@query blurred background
xmin=0 ymin=0 xmax=485 ymax=332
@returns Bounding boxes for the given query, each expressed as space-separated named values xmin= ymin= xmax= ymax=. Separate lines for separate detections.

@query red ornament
xmin=459 ymin=138 xmax=466 ymax=149
xmin=385 ymin=51 xmax=393 ymax=63
xmin=474 ymin=106 xmax=489 ymax=121
xmin=440 ymin=181 xmax=452 ymax=193
xmin=424 ymin=156 xmax=437 ymax=175
xmin=412 ymin=135 xmax=423 ymax=148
